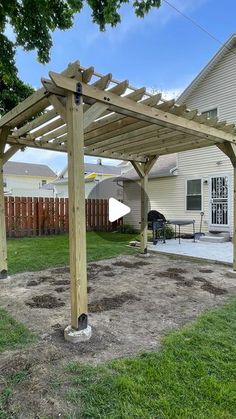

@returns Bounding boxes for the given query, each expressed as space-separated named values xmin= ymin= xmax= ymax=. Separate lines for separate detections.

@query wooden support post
xmin=217 ymin=143 xmax=236 ymax=270
xmin=234 ymin=166 xmax=236 ymax=271
xmin=66 ymin=92 xmax=88 ymax=330
xmin=132 ymin=156 xmax=159 ymax=254
xmin=140 ymin=172 xmax=148 ymax=253
xmin=0 ymin=127 xmax=10 ymax=279
xmin=0 ymin=156 xmax=7 ymax=278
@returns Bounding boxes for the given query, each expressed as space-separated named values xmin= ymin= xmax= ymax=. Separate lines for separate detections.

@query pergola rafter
xmin=1 ymin=60 xmax=236 ymax=341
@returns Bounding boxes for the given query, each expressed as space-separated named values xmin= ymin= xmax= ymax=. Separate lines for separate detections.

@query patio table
xmin=166 ymin=219 xmax=195 ymax=244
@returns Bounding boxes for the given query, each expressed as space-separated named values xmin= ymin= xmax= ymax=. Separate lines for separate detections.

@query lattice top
xmin=1 ymin=60 xmax=236 ymax=163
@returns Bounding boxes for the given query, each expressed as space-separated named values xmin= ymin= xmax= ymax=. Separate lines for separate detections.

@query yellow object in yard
xmin=84 ymin=172 xmax=97 ymax=180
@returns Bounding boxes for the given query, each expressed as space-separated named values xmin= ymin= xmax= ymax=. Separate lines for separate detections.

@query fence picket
xmin=4 ymin=196 xmax=121 ymax=237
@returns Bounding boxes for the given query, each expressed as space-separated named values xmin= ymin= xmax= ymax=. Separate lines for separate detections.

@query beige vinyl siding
xmin=178 ymin=47 xmax=236 ymax=123
xmin=178 ymin=147 xmax=233 ymax=234
xmin=123 ymin=148 xmax=233 ymax=235
xmin=124 ymin=175 xmax=181 ymax=231
xmin=124 ymin=45 xmax=236 ymax=235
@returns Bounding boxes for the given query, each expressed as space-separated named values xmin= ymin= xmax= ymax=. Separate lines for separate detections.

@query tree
xmin=0 ymin=0 xmax=161 ymax=115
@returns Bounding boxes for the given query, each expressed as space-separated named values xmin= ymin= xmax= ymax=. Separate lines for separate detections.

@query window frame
xmin=201 ymin=107 xmax=218 ymax=119
xmin=185 ymin=178 xmax=203 ymax=212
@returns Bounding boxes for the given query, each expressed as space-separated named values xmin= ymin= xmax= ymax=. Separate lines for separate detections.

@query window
xmin=202 ymin=108 xmax=217 ymax=119
xmin=42 ymin=180 xmax=47 ymax=186
xmin=186 ymin=179 xmax=202 ymax=210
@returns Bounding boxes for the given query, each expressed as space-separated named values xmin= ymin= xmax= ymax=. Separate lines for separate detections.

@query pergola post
xmin=234 ymin=166 xmax=236 ymax=271
xmin=140 ymin=172 xmax=148 ymax=253
xmin=217 ymin=143 xmax=236 ymax=270
xmin=64 ymin=90 xmax=91 ymax=342
xmin=132 ymin=156 xmax=159 ymax=254
xmin=0 ymin=156 xmax=7 ymax=279
xmin=0 ymin=127 xmax=10 ymax=279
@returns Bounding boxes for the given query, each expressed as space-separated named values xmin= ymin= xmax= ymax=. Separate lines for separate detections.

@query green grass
xmin=65 ymin=297 xmax=236 ymax=419
xmin=0 ymin=369 xmax=30 ymax=419
xmin=0 ymin=307 xmax=35 ymax=353
xmin=7 ymin=232 xmax=136 ymax=275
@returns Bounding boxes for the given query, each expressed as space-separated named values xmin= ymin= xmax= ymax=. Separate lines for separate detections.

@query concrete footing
xmin=64 ymin=325 xmax=92 ymax=343
xmin=138 ymin=252 xmax=151 ymax=258
xmin=226 ymin=269 xmax=236 ymax=278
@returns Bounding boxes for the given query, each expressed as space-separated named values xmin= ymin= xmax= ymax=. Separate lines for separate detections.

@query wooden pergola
xmin=1 ymin=61 xmax=236 ymax=336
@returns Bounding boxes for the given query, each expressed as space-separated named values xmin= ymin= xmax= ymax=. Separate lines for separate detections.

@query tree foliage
xmin=0 ymin=0 xmax=161 ymax=114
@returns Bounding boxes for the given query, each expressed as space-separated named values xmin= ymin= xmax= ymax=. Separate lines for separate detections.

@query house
xmin=3 ymin=161 xmax=57 ymax=197
xmin=123 ymin=34 xmax=236 ymax=236
xmin=53 ymin=159 xmax=122 ymax=199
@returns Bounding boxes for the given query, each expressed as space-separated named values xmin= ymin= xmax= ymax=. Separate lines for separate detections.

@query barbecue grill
xmin=148 ymin=210 xmax=166 ymax=245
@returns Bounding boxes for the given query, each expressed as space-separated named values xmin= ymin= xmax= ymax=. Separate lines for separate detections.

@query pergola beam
xmin=0 ymin=89 xmax=49 ymax=129
xmin=49 ymin=72 xmax=236 ymax=144
xmin=2 ymin=145 xmax=22 ymax=164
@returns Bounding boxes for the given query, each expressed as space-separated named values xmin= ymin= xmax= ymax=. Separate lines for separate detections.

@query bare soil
xmin=0 ymin=253 xmax=236 ymax=418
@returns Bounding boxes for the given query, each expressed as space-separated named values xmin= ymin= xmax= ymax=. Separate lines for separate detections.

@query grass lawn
xmin=7 ymin=232 xmax=136 ymax=275
xmin=0 ymin=307 xmax=35 ymax=353
xmin=65 ymin=297 xmax=236 ymax=419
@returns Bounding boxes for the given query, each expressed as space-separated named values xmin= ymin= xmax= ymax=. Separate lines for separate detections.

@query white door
xmin=210 ymin=176 xmax=229 ymax=227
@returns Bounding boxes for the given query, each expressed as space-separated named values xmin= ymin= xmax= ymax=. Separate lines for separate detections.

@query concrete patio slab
xmin=148 ymin=239 xmax=233 ymax=265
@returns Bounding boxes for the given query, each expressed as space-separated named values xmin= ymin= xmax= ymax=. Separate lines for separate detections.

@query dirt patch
xmin=54 ymin=286 xmax=67 ymax=293
xmin=194 ymin=276 xmax=208 ymax=283
xmin=53 ymin=279 xmax=70 ymax=286
xmin=87 ymin=264 xmax=113 ymax=281
xmin=176 ymin=279 xmax=193 ymax=287
xmin=27 ymin=276 xmax=49 ymax=287
xmin=103 ymin=272 xmax=115 ymax=278
xmin=158 ymin=271 xmax=186 ymax=281
xmin=89 ymin=293 xmax=140 ymax=313
xmin=51 ymin=266 xmax=69 ymax=274
xmin=112 ymin=260 xmax=149 ymax=268
xmin=0 ymin=254 xmax=236 ymax=418
xmin=199 ymin=269 xmax=213 ymax=274
xmin=167 ymin=267 xmax=188 ymax=274
xmin=27 ymin=280 xmax=39 ymax=287
xmin=201 ymin=283 xmax=227 ymax=295
xmin=26 ymin=294 xmax=65 ymax=309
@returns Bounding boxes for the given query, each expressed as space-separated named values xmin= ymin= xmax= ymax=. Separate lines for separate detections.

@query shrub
xmin=148 ymin=224 xmax=174 ymax=240
xmin=159 ymin=224 xmax=174 ymax=239
xmin=116 ymin=224 xmax=138 ymax=234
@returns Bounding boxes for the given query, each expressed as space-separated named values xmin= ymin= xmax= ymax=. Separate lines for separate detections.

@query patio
xmin=149 ymin=238 xmax=233 ymax=265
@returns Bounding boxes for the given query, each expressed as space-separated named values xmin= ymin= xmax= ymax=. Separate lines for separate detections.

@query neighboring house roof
xmin=84 ymin=163 xmax=121 ymax=175
xmin=117 ymin=160 xmax=129 ymax=167
xmin=59 ymin=161 xmax=121 ymax=179
xmin=3 ymin=161 xmax=56 ymax=177
xmin=122 ymin=154 xmax=177 ymax=181
xmin=178 ymin=33 xmax=236 ymax=104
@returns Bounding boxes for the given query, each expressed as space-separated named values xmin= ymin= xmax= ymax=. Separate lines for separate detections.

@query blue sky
xmin=9 ymin=0 xmax=236 ymax=173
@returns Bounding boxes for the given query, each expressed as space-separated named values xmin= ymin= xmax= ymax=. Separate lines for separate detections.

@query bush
xmin=116 ymin=224 xmax=138 ymax=234
xmin=148 ymin=224 xmax=174 ymax=240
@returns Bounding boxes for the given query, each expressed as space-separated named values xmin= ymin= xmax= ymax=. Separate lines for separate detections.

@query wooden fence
xmin=4 ymin=197 xmax=121 ymax=237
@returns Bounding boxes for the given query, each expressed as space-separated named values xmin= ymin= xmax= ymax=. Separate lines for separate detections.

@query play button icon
xmin=109 ymin=198 xmax=131 ymax=222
